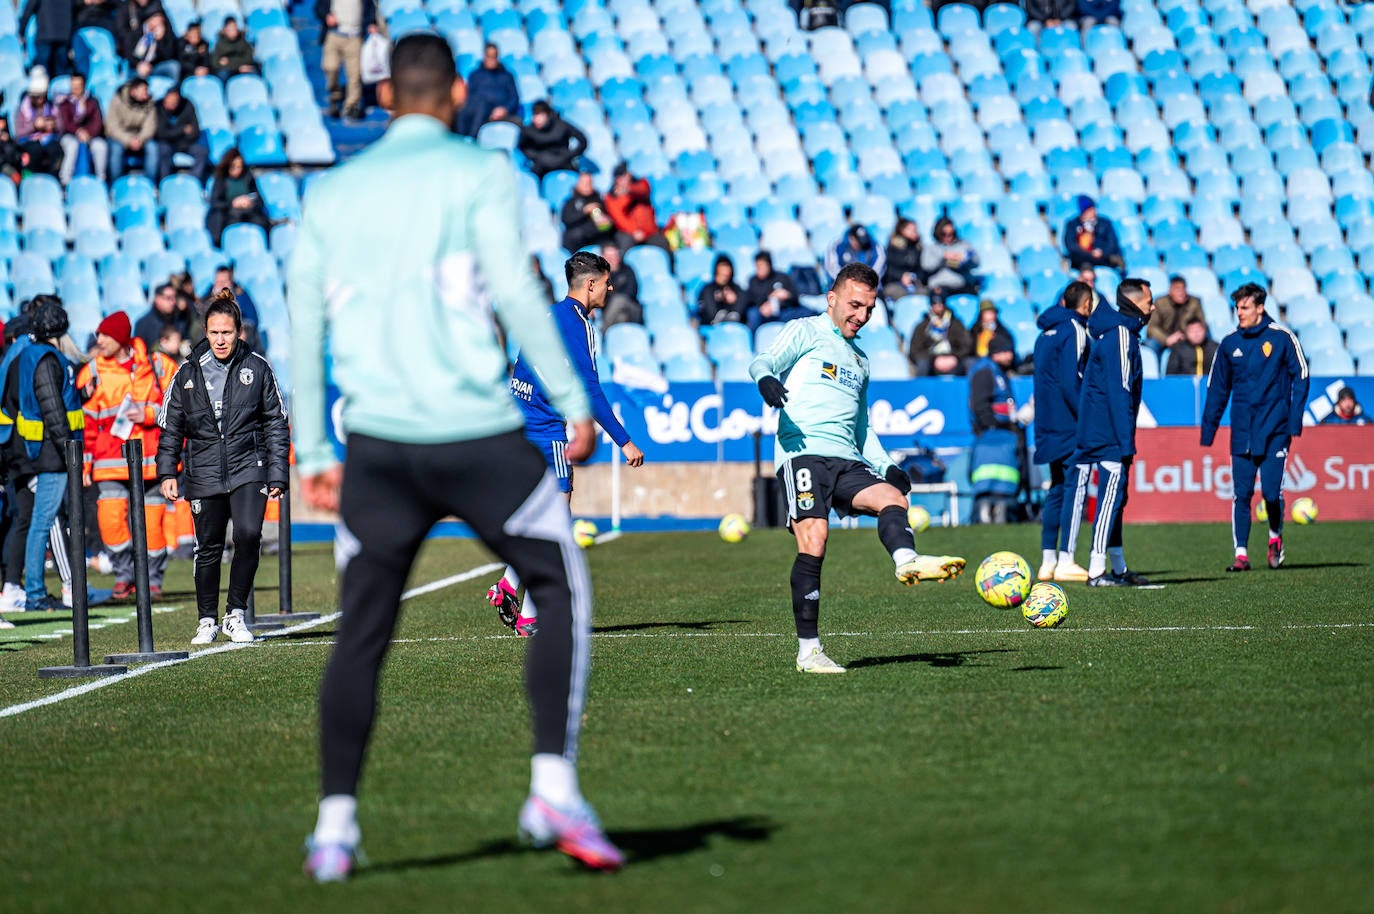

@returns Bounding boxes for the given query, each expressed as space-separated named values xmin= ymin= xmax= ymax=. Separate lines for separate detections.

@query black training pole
xmin=105 ymin=439 xmax=187 ymax=664
xmin=39 ymin=441 xmax=126 ymax=678
xmin=273 ymin=491 xmax=317 ymax=622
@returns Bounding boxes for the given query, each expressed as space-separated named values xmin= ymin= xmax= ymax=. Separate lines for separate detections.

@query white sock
xmin=1088 ymin=552 xmax=1107 ymax=578
xmin=521 ymin=593 xmax=538 ymax=621
xmin=1041 ymin=549 xmax=1056 ymax=568
xmin=502 ymin=566 xmax=520 ymax=590
xmin=531 ymin=753 xmax=579 ymax=807
xmin=798 ymin=637 xmax=820 ymax=662
xmin=892 ymin=547 xmax=917 ymax=567
xmin=1236 ymin=547 xmax=1248 ymax=558
xmin=1058 ymin=550 xmax=1076 ymax=567
xmin=1108 ymin=547 xmax=1126 ymax=575
xmin=314 ymin=794 xmax=359 ymax=846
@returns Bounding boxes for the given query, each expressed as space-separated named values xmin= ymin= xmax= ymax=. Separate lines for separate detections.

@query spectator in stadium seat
xmin=14 ymin=68 xmax=65 ymax=179
xmin=559 ymin=170 xmax=616 ymax=252
xmin=971 ymin=301 xmax=1015 ymax=360
xmin=744 ymin=251 xmax=805 ymax=333
xmin=153 ymin=83 xmax=208 ymax=182
xmin=908 ymin=292 xmax=973 ymax=377
xmin=212 ymin=16 xmax=258 ymax=81
xmin=921 ymin=217 xmax=980 ymax=296
xmin=209 ymin=265 xmax=256 ymax=332
xmin=1165 ymin=317 xmax=1218 ymax=377
xmin=127 ymin=12 xmax=179 ymax=81
xmin=20 ymin=0 xmax=74 ymax=76
xmin=106 ymin=76 xmax=159 ymax=181
xmin=882 ymin=218 xmax=925 ymax=300
xmin=824 ymin=224 xmax=885 ymax=283
xmin=206 ymin=146 xmax=271 ymax=246
xmin=697 ymin=255 xmax=746 ymax=325
xmin=177 ymin=18 xmax=210 ymax=76
xmin=134 ymin=283 xmax=193 ymax=351
xmin=0 ymin=117 xmax=24 ymax=184
xmin=1323 ymin=387 xmax=1366 ymax=425
xmin=1062 ymin=195 xmax=1124 ymax=272
xmin=317 ymin=0 xmax=375 ymax=119
xmin=1077 ymin=0 xmax=1121 ymax=28
xmin=113 ymin=0 xmax=165 ymax=58
xmin=605 ymin=163 xmax=669 ymax=252
xmin=1023 ymin=0 xmax=1077 ymax=32
xmin=457 ymin=43 xmax=519 ymax=137
xmin=799 ymin=0 xmax=839 ymax=30
xmin=1147 ymin=274 xmax=1205 ymax=354
xmin=517 ymin=101 xmax=587 ymax=178
xmin=600 ymin=242 xmax=642 ymax=328
xmin=57 ymin=72 xmax=109 ymax=184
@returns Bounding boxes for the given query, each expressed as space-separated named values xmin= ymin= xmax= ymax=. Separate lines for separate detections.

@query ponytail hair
xmin=204 ymin=286 xmax=243 ymax=333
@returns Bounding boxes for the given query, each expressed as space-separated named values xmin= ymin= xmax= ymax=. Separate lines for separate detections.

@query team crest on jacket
xmin=239 ymin=367 xmax=254 ymax=386
xmin=1262 ymin=341 xmax=1273 ymax=358
xmin=190 ymin=499 xmax=201 ymax=515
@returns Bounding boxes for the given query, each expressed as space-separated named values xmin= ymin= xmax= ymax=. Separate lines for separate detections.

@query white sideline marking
xmin=0 ymin=562 xmax=503 ymax=720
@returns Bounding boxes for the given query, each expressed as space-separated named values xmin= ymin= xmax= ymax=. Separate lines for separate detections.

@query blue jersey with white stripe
xmin=510 ymin=297 xmax=631 ymax=446
xmin=1201 ymin=313 xmax=1309 ymax=457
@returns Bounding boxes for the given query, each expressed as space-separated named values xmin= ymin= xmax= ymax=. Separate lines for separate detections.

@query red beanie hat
xmin=97 ymin=311 xmax=132 ymax=346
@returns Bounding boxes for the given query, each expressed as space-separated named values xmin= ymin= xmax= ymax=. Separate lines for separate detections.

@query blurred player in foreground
xmin=749 ymin=263 xmax=965 ymax=674
xmin=289 ymin=34 xmax=622 ymax=879
xmin=487 ymin=250 xmax=644 ymax=637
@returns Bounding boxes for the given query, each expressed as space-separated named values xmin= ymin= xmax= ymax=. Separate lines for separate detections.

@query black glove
xmin=885 ymin=465 xmax=912 ymax=495
xmin=757 ymin=376 xmax=789 ymax=408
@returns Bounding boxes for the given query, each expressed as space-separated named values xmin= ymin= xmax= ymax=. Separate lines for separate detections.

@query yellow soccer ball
xmin=1291 ymin=497 xmax=1318 ymax=525
xmin=1254 ymin=499 xmax=1267 ymax=522
xmin=907 ymin=504 xmax=931 ymax=533
xmin=718 ymin=513 xmax=751 ymax=543
xmin=572 ymin=519 xmax=599 ymax=548
xmin=975 ymin=551 xmax=1033 ymax=609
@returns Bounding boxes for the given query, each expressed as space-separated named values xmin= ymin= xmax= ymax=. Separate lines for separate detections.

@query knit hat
xmin=988 ymin=332 xmax=1015 ymax=356
xmin=1076 ymin=194 xmax=1095 ymax=215
xmin=28 ymin=66 xmax=49 ymax=97
xmin=97 ymin=310 xmax=133 ymax=346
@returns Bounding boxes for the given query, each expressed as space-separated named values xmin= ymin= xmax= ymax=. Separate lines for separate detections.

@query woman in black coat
xmin=156 ymin=290 xmax=290 ymax=645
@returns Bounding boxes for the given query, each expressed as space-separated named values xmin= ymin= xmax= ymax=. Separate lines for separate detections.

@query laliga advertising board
xmin=1130 ymin=425 xmax=1374 ymax=522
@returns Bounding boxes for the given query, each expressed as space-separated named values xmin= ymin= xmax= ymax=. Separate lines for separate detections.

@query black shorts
xmin=778 ymin=455 xmax=885 ymax=522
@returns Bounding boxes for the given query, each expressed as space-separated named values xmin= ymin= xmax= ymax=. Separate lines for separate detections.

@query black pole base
xmin=271 ymin=612 xmax=320 ymax=622
xmin=39 ymin=663 xmax=128 ymax=678
xmin=247 ymin=620 xmax=286 ymax=632
xmin=103 ymin=650 xmax=189 ymax=664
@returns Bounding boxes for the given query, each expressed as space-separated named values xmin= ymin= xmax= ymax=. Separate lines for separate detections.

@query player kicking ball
xmin=749 ymin=263 xmax=965 ymax=674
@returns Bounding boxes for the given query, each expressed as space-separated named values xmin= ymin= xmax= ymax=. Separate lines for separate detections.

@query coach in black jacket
xmin=156 ymin=290 xmax=289 ymax=644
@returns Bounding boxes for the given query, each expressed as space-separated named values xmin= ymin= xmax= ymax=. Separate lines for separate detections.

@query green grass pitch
xmin=3 ymin=521 xmax=1373 ymax=914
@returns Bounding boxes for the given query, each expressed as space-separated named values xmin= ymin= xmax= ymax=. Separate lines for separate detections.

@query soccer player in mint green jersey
xmin=749 ymin=263 xmax=966 ymax=674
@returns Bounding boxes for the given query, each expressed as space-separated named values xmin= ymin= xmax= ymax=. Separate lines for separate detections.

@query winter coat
xmin=56 ymin=92 xmax=104 ymax=138
xmin=823 ymin=236 xmax=885 ymax=282
xmin=1061 ymin=213 xmax=1123 ymax=270
xmin=1 ymin=343 xmax=78 ymax=477
xmin=909 ymin=310 xmax=972 ymax=365
xmin=458 ymin=64 xmax=518 ymax=136
xmin=560 ymin=190 xmax=615 ymax=251
xmin=969 ymin=356 xmax=1017 ymax=436
xmin=516 ymin=114 xmax=586 ymax=177
xmin=20 ymin=0 xmax=73 ymax=44
xmin=883 ymin=236 xmax=924 ymax=291
xmin=605 ymin=178 xmax=659 ymax=239
xmin=1078 ymin=0 xmax=1122 ymax=20
xmin=1074 ymin=302 xmax=1147 ymax=464
xmin=127 ymin=25 xmax=176 ymax=67
xmin=1165 ymin=338 xmax=1218 ymax=376
xmin=104 ymin=83 xmax=156 ymax=146
xmin=156 ymin=338 xmax=290 ymax=498
xmin=113 ymin=0 xmax=164 ymax=56
xmin=212 ymin=32 xmax=255 ymax=72
xmin=208 ymin=168 xmax=264 ymax=224
xmin=920 ymin=238 xmax=979 ymax=293
xmin=697 ymin=281 xmax=746 ymax=325
xmin=75 ymin=338 xmax=174 ymax=482
xmin=1147 ymin=294 xmax=1205 ymax=346
xmin=14 ymin=97 xmax=60 ymax=142
xmin=154 ymin=95 xmax=200 ymax=151
xmin=178 ymin=37 xmax=209 ymax=74
xmin=744 ymin=270 xmax=799 ymax=322
xmin=1023 ymin=0 xmax=1076 ymax=22
xmin=1201 ymin=314 xmax=1309 ymax=458
xmin=1031 ymin=304 xmax=1090 ymax=464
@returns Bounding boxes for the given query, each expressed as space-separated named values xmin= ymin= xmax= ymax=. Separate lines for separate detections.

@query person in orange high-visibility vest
xmin=76 ymin=311 xmax=177 ymax=601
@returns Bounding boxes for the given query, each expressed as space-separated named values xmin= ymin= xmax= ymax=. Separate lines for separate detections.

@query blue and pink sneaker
xmin=487 ymin=578 xmax=521 ymax=630
xmin=518 ymin=795 xmax=624 ymax=871
xmin=302 ymin=837 xmax=360 ymax=883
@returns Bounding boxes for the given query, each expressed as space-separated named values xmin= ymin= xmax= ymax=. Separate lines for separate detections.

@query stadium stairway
xmin=289 ymin=0 xmax=389 ymax=158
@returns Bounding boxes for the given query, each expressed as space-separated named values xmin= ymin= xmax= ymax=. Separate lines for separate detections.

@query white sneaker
xmin=796 ymin=646 xmax=846 ymax=674
xmin=1053 ymin=561 xmax=1091 ymax=583
xmin=192 ymin=617 xmax=220 ymax=644
xmin=223 ymin=609 xmax=254 ymax=643
xmin=0 ymin=614 xmax=14 ymax=630
xmin=0 ymin=582 xmax=26 ymax=614
xmin=1037 ymin=561 xmax=1056 ymax=582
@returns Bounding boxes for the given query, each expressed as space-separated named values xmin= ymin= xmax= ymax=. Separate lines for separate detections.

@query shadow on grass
xmin=261 ymin=629 xmax=336 ymax=641
xmin=594 ymin=620 xmax=749 ymax=634
xmin=1133 ymin=576 xmax=1218 ymax=585
xmin=1010 ymin=665 xmax=1065 ymax=672
xmin=1278 ymin=561 xmax=1365 ymax=570
xmin=845 ymin=647 xmax=1015 ymax=669
xmin=359 ymin=815 xmax=777 ymax=876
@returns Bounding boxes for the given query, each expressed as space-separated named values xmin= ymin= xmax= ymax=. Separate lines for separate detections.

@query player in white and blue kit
xmin=749 ymin=263 xmax=965 ymax=674
xmin=488 ymin=251 xmax=645 ymax=635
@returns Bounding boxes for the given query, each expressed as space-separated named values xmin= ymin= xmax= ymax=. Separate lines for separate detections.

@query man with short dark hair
xmin=599 ymin=242 xmax=641 ymax=328
xmin=908 ymin=292 xmax=971 ymax=377
xmin=1148 ymin=274 xmax=1205 ymax=354
xmin=457 ymin=42 xmax=518 ymax=136
xmin=823 ymin=223 xmax=885 ymax=283
xmin=105 ymin=76 xmax=158 ymax=180
xmin=1070 ymin=277 xmax=1154 ymax=587
xmin=1165 ymin=317 xmax=1217 ymax=376
xmin=1323 ymin=386 xmax=1366 ymax=425
xmin=517 ymin=100 xmax=586 ymax=177
xmin=153 ymin=83 xmax=208 ymax=181
xmin=743 ymin=251 xmax=804 ymax=332
xmin=1201 ymin=283 xmax=1309 ymax=571
xmin=605 ymin=162 xmax=667 ymax=250
xmin=290 ymin=34 xmax=624 ymax=880
xmin=1062 ymin=195 xmax=1124 ymax=272
xmin=749 ymin=262 xmax=965 ymax=673
xmin=132 ymin=283 xmax=184 ymax=351
xmin=56 ymin=72 xmax=108 ymax=184
xmin=1032 ymin=280 xmax=1094 ymax=581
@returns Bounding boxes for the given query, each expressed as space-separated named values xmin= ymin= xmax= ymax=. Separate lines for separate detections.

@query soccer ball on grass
xmin=1022 ymin=582 xmax=1069 ymax=628
xmin=974 ymin=551 xmax=1032 ymax=608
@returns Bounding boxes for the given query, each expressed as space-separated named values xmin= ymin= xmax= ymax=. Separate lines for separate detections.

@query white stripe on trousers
xmin=48 ymin=517 xmax=70 ymax=584
xmin=1093 ymin=460 xmax=1124 ymax=556
xmin=1064 ymin=464 xmax=1091 ymax=555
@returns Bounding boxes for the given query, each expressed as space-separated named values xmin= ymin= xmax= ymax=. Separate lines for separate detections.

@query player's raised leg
xmin=849 ymin=474 xmax=964 ymax=585
xmin=1260 ymin=450 xmax=1286 ymax=569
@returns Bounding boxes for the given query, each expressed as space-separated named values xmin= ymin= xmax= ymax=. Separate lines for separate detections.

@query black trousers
xmin=191 ymin=482 xmax=267 ymax=620
xmin=319 ymin=432 xmax=591 ymax=797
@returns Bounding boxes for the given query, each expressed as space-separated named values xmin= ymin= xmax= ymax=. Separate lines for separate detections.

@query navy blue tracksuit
xmin=1201 ymin=313 xmax=1309 ymax=551
xmin=1072 ymin=302 xmax=1147 ymax=563
xmin=1033 ymin=305 xmax=1090 ymax=555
